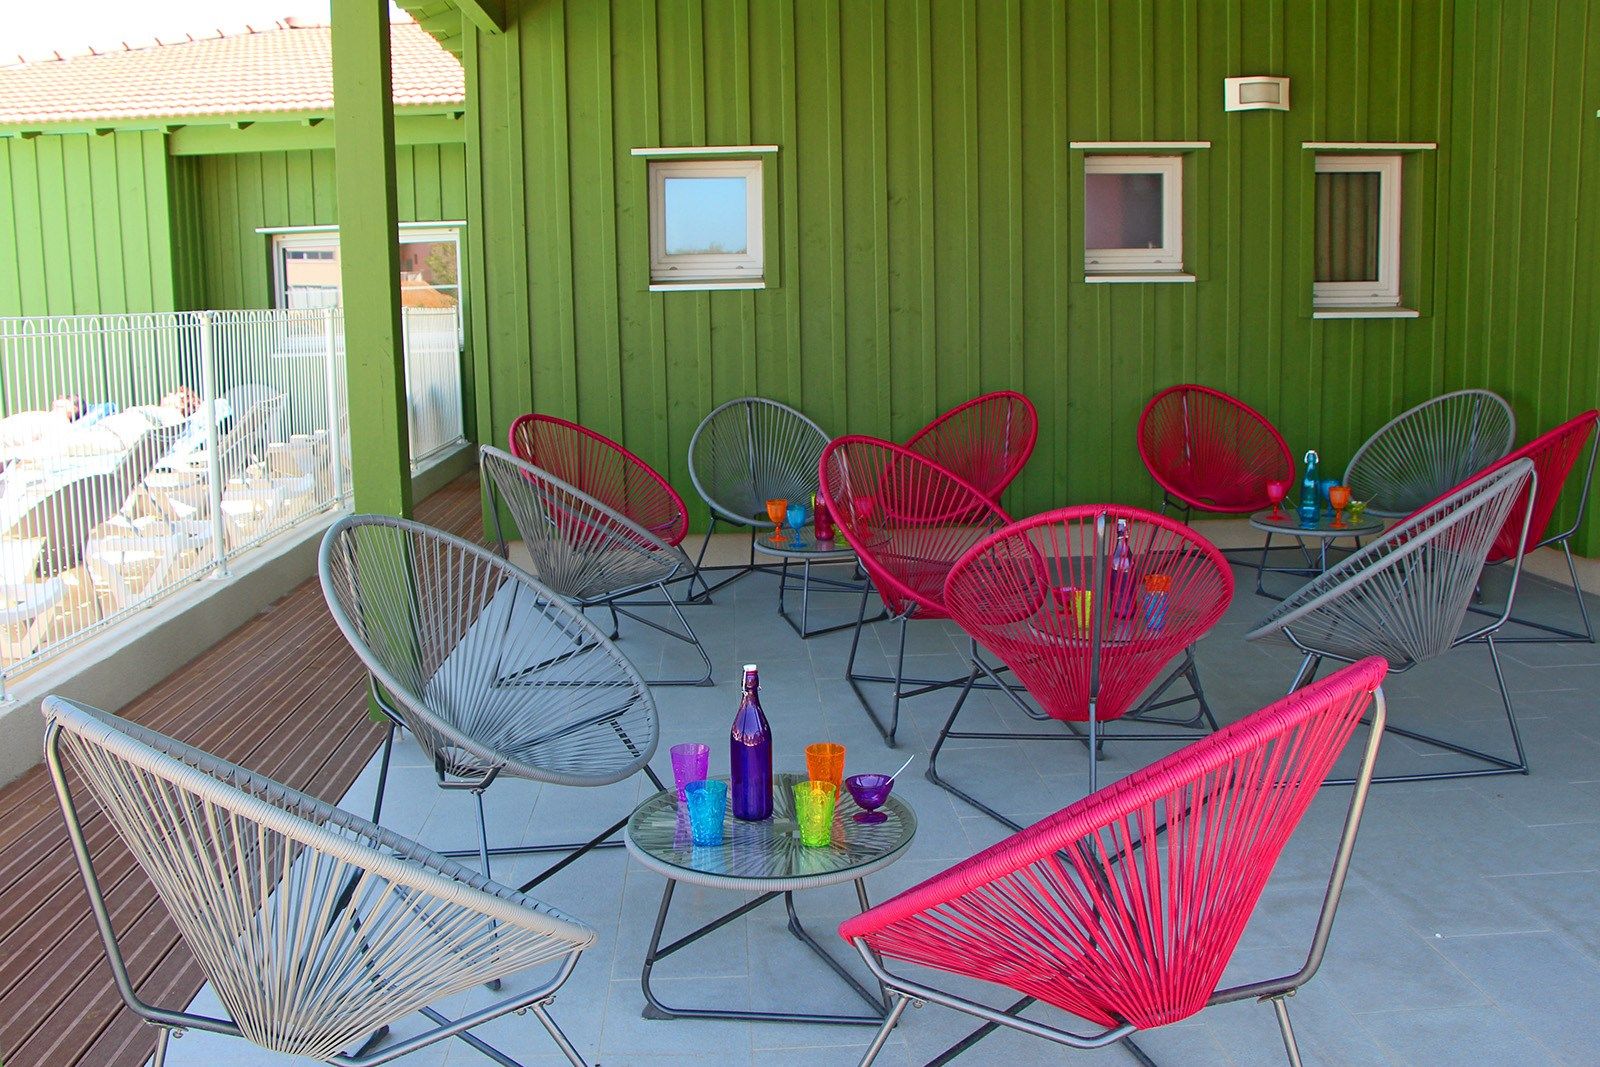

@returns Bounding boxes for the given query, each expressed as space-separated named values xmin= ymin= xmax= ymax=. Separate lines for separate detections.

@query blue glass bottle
xmin=730 ymin=664 xmax=773 ymax=821
xmin=1298 ymin=450 xmax=1321 ymax=528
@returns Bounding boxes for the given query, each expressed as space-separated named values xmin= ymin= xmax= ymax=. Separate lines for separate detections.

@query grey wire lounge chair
xmin=1343 ymin=388 xmax=1515 ymax=518
xmin=686 ymin=396 xmax=831 ymax=598
xmin=480 ymin=444 xmax=712 ymax=686
xmin=1246 ymin=457 xmax=1535 ymax=783
xmin=319 ymin=514 xmax=665 ymax=893
xmin=43 ymin=696 xmax=595 ymax=1067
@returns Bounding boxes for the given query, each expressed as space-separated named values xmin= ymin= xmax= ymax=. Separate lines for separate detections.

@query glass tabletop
xmin=625 ymin=772 xmax=916 ymax=891
xmin=754 ymin=532 xmax=857 ymax=559
xmin=1249 ymin=509 xmax=1385 ymax=537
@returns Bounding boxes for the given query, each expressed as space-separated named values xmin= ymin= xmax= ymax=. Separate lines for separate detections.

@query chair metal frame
xmin=481 ymin=444 xmax=712 ymax=686
xmin=1247 ymin=458 xmax=1536 ymax=783
xmin=44 ymin=696 xmax=594 ymax=1067
xmin=1469 ymin=410 xmax=1599 ymax=644
xmin=319 ymin=514 xmax=666 ymax=893
xmin=931 ymin=506 xmax=1234 ymax=829
xmin=1342 ymin=388 xmax=1516 ymax=518
xmin=843 ymin=659 xmax=1390 ymax=1067
xmin=819 ymin=435 xmax=1018 ymax=747
xmin=686 ymin=396 xmax=832 ymax=599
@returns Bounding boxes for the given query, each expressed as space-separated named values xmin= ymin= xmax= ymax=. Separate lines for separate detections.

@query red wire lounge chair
xmin=1137 ymin=383 xmax=1294 ymax=518
xmin=1468 ymin=409 xmax=1599 ymax=643
xmin=903 ymin=390 xmax=1038 ymax=505
xmin=819 ymin=435 xmax=1012 ymax=746
xmin=840 ymin=657 xmax=1390 ymax=1067
xmin=509 ymin=413 xmax=692 ymax=574
xmin=934 ymin=505 xmax=1233 ymax=826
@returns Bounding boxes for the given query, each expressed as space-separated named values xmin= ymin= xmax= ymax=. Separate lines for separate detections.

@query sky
xmin=0 ymin=2 xmax=408 ymax=64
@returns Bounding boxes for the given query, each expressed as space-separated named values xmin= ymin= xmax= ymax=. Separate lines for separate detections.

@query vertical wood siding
xmin=0 ymin=132 xmax=178 ymax=316
xmin=468 ymin=0 xmax=1600 ymax=547
xmin=185 ymin=143 xmax=470 ymax=310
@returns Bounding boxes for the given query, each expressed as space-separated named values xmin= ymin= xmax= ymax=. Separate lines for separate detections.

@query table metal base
xmin=640 ymin=877 xmax=890 ymax=1025
xmin=775 ymin=555 xmax=887 ymax=638
xmin=1252 ymin=530 xmax=1368 ymax=600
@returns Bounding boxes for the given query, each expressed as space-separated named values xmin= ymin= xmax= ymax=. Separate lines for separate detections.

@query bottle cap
xmin=743 ymin=663 xmax=758 ymax=672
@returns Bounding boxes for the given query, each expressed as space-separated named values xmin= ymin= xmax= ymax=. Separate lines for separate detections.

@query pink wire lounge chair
xmin=1469 ymin=409 xmax=1599 ymax=643
xmin=935 ymin=505 xmax=1234 ymax=826
xmin=819 ymin=435 xmax=1013 ymax=746
xmin=1247 ymin=458 xmax=1535 ymax=782
xmin=839 ymin=657 xmax=1390 ymax=1067
xmin=509 ymin=413 xmax=690 ymax=548
xmin=1137 ymin=383 xmax=1295 ymax=518
xmin=903 ymin=390 xmax=1039 ymax=505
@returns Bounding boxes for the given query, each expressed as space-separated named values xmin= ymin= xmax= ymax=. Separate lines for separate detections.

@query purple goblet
xmin=845 ymin=773 xmax=894 ymax=824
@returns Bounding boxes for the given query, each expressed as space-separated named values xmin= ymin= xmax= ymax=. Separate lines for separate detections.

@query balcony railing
xmin=0 ymin=307 xmax=465 ymax=694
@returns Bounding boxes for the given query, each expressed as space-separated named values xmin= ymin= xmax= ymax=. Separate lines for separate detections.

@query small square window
xmin=1084 ymin=155 xmax=1183 ymax=273
xmin=1314 ymin=154 xmax=1402 ymax=308
xmin=648 ymin=158 xmax=764 ymax=285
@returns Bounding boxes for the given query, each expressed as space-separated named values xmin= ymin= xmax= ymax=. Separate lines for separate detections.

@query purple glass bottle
xmin=730 ymin=663 xmax=773 ymax=821
xmin=1109 ymin=518 xmax=1137 ymax=619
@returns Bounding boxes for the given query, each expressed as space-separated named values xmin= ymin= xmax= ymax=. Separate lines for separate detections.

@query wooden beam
xmin=332 ymin=0 xmax=412 ymax=516
xmin=454 ymin=0 xmax=506 ymax=36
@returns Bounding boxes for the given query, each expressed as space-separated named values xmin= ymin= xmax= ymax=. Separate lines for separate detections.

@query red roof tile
xmin=0 ymin=19 xmax=463 ymax=126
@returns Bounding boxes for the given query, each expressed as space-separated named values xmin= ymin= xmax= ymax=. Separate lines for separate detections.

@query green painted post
xmin=331 ymin=0 xmax=412 ymax=516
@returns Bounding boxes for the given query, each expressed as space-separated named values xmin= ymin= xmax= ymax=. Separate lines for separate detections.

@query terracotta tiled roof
xmin=0 ymin=19 xmax=464 ymax=126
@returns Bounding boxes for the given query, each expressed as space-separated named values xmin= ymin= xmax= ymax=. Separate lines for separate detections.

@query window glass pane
xmin=398 ymin=239 xmax=460 ymax=308
xmin=1084 ymin=172 xmax=1164 ymax=249
xmin=663 ymin=177 xmax=748 ymax=255
xmin=280 ymin=241 xmax=342 ymax=308
xmin=1315 ymin=171 xmax=1381 ymax=282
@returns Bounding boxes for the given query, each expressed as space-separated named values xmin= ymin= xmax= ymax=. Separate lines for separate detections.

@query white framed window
xmin=648 ymin=158 xmax=764 ymax=286
xmin=1083 ymin=155 xmax=1184 ymax=274
xmin=271 ymin=225 xmax=463 ymax=316
xmin=1313 ymin=154 xmax=1402 ymax=308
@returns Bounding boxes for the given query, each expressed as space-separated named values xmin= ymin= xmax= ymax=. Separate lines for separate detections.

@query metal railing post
xmin=198 ymin=312 xmax=231 ymax=578
xmin=323 ymin=308 xmax=346 ymax=503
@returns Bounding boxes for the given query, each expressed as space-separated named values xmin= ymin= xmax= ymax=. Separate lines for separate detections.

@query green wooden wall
xmin=0 ymin=131 xmax=181 ymax=316
xmin=183 ymin=143 xmax=470 ymax=309
xmin=461 ymin=0 xmax=1600 ymax=552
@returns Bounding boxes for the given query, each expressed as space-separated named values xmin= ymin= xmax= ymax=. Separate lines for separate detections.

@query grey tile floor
xmin=162 ymin=554 xmax=1600 ymax=1067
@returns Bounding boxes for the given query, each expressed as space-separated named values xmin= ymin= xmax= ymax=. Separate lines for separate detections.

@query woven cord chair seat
xmin=509 ymin=413 xmax=689 ymax=547
xmin=1343 ymin=389 xmax=1515 ymax=517
xmin=840 ymin=657 xmax=1388 ymax=1031
xmin=321 ymin=515 xmax=659 ymax=790
xmin=45 ymin=697 xmax=594 ymax=1063
xmin=688 ymin=397 xmax=831 ymax=528
xmin=1137 ymin=384 xmax=1294 ymax=515
xmin=945 ymin=507 xmax=1233 ymax=724
xmin=1249 ymin=459 xmax=1536 ymax=668
xmin=903 ymin=391 xmax=1039 ymax=505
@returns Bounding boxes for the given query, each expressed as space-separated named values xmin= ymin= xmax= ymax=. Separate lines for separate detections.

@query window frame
xmin=647 ymin=158 xmax=765 ymax=286
xmin=1312 ymin=153 xmax=1403 ymax=309
xmin=270 ymin=224 xmax=465 ymax=342
xmin=1083 ymin=154 xmax=1185 ymax=275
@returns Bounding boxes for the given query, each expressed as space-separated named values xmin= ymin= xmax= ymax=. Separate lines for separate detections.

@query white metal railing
xmin=0 ymin=306 xmax=464 ymax=694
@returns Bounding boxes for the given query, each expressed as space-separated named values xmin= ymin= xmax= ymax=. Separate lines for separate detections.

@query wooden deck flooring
xmin=0 ymin=476 xmax=482 ymax=1067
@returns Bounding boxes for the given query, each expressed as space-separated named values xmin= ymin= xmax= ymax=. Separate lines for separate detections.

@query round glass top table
xmin=625 ymin=772 xmax=915 ymax=1025
xmin=1247 ymin=509 xmax=1385 ymax=599
xmin=752 ymin=532 xmax=886 ymax=638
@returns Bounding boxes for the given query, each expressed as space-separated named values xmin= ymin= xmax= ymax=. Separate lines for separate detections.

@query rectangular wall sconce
xmin=1224 ymin=76 xmax=1291 ymax=112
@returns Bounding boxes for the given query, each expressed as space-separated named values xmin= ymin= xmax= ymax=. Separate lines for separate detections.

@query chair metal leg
xmin=151 ymin=1026 xmax=172 ymax=1067
xmin=610 ymin=582 xmax=715 ymax=686
xmin=857 ymin=993 xmax=912 ymax=1067
xmin=529 ymin=1001 xmax=587 ymax=1067
xmin=844 ymin=587 xmax=974 ymax=747
xmin=1473 ymin=540 xmax=1597 ymax=643
xmin=1271 ymin=995 xmax=1304 ymax=1067
xmin=370 ymin=721 xmax=395 ymax=825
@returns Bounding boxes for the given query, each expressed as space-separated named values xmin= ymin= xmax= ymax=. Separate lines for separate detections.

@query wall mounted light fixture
xmin=1224 ymin=76 xmax=1291 ymax=112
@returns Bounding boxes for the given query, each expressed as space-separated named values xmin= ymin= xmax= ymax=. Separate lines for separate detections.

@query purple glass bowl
xmin=845 ymin=773 xmax=894 ymax=824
